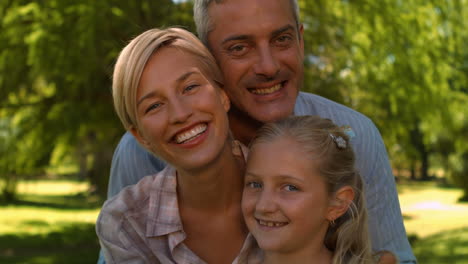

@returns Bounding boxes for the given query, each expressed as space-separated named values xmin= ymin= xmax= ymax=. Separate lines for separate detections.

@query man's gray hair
xmin=193 ymin=0 xmax=300 ymax=47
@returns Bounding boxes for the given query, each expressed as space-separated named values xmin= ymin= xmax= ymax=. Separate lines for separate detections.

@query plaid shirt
xmin=96 ymin=165 xmax=262 ymax=264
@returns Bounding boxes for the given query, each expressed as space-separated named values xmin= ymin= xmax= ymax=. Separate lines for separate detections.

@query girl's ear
xmin=327 ymin=186 xmax=355 ymax=221
xmin=130 ymin=126 xmax=151 ymax=150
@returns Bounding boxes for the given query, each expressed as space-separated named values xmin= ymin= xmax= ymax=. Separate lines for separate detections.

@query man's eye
xmin=228 ymin=44 xmax=248 ymax=56
xmin=283 ymin=184 xmax=299 ymax=192
xmin=145 ymin=102 xmax=162 ymax=113
xmin=246 ymin=181 xmax=262 ymax=189
xmin=275 ymin=35 xmax=293 ymax=45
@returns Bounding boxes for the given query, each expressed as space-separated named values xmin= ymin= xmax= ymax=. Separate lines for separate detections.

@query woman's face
xmin=132 ymin=47 xmax=230 ymax=171
xmin=242 ymin=137 xmax=332 ymax=255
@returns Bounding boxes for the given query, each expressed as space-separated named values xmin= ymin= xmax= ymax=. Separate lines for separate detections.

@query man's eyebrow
xmin=271 ymin=25 xmax=295 ymax=38
xmin=136 ymin=71 xmax=197 ymax=106
xmin=221 ymin=25 xmax=296 ymax=45
xmin=221 ymin=34 xmax=250 ymax=45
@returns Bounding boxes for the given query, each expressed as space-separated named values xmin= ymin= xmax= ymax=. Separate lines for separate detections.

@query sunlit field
xmin=0 ymin=180 xmax=102 ymax=263
xmin=399 ymin=182 xmax=468 ymax=263
xmin=0 ymin=180 xmax=467 ymax=263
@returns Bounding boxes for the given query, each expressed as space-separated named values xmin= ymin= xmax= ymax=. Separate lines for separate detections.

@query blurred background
xmin=0 ymin=0 xmax=466 ymax=263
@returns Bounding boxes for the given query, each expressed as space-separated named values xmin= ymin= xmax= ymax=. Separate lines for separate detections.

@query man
xmin=100 ymin=0 xmax=416 ymax=263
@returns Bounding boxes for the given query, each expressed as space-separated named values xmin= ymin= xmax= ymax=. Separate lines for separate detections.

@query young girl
xmin=242 ymin=115 xmax=378 ymax=264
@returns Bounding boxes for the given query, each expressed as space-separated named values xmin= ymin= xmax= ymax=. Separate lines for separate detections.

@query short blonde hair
xmin=112 ymin=27 xmax=223 ymax=130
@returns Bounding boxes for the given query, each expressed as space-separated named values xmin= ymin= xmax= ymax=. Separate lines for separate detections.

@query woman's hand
xmin=376 ymin=251 xmax=398 ymax=264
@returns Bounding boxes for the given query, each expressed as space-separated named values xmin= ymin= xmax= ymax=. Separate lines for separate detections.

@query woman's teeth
xmin=174 ymin=124 xmax=207 ymax=144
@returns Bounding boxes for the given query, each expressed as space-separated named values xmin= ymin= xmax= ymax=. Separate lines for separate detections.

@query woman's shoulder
xmin=99 ymin=166 xmax=175 ymax=219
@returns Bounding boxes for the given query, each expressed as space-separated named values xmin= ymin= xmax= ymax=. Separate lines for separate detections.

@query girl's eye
xmin=145 ymin=102 xmax=162 ymax=113
xmin=246 ymin=181 xmax=262 ymax=189
xmin=283 ymin=184 xmax=299 ymax=192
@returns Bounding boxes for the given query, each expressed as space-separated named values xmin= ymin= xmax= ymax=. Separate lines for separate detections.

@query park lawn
xmin=398 ymin=182 xmax=468 ymax=263
xmin=0 ymin=180 xmax=102 ymax=264
xmin=0 ymin=180 xmax=467 ymax=263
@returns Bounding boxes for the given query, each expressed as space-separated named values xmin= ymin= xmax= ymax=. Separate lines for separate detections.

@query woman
xmin=96 ymin=28 xmax=258 ymax=264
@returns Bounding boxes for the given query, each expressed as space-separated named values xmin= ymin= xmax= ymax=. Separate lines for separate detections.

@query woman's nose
xmin=168 ymin=97 xmax=193 ymax=124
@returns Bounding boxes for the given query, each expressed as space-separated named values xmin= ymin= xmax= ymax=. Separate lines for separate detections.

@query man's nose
xmin=253 ymin=45 xmax=280 ymax=79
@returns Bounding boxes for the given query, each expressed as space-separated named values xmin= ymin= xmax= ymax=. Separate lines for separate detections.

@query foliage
xmin=300 ymin=0 xmax=467 ymax=193
xmin=0 ymin=0 xmax=195 ymax=198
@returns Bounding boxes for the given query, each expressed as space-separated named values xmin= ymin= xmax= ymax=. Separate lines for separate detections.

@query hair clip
xmin=341 ymin=125 xmax=355 ymax=139
xmin=330 ymin=134 xmax=347 ymax=149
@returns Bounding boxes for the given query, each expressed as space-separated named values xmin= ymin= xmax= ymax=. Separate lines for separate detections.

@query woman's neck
xmin=176 ymin=139 xmax=245 ymax=211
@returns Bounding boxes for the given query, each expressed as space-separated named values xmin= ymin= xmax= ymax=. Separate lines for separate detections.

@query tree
xmin=300 ymin=0 xmax=467 ymax=195
xmin=0 ymin=0 xmax=195 ymax=199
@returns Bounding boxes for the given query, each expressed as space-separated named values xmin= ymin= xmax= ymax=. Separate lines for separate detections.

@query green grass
xmin=398 ymin=182 xmax=468 ymax=263
xmin=411 ymin=227 xmax=468 ymax=264
xmin=1 ymin=180 xmax=467 ymax=263
xmin=0 ymin=180 xmax=102 ymax=264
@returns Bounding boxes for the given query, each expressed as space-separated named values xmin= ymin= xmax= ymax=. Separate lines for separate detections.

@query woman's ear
xmin=219 ymin=88 xmax=230 ymax=112
xmin=130 ymin=126 xmax=151 ymax=150
xmin=327 ymin=186 xmax=355 ymax=221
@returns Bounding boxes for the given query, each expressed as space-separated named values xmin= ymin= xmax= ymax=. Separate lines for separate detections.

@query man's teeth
xmin=258 ymin=219 xmax=287 ymax=227
xmin=175 ymin=124 xmax=207 ymax=144
xmin=251 ymin=83 xmax=281 ymax=95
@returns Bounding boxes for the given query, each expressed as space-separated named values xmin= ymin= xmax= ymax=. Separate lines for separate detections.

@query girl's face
xmin=131 ymin=47 xmax=230 ymax=171
xmin=242 ymin=136 xmax=333 ymax=255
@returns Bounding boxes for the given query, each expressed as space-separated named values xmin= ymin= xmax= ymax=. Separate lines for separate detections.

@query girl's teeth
xmin=175 ymin=124 xmax=207 ymax=143
xmin=259 ymin=219 xmax=286 ymax=227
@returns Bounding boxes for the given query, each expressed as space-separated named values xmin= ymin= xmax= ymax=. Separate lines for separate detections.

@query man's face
xmin=207 ymin=0 xmax=304 ymax=123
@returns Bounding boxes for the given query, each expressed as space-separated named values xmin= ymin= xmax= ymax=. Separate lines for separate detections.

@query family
xmin=96 ymin=0 xmax=416 ymax=263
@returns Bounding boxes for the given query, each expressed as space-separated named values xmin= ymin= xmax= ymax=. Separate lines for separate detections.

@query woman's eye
xmin=283 ymin=184 xmax=299 ymax=192
xmin=183 ymin=84 xmax=199 ymax=93
xmin=246 ymin=181 xmax=262 ymax=189
xmin=145 ymin=102 xmax=161 ymax=113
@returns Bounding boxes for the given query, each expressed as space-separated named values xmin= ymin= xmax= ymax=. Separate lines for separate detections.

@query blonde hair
xmin=250 ymin=115 xmax=375 ymax=264
xmin=112 ymin=27 xmax=223 ymax=130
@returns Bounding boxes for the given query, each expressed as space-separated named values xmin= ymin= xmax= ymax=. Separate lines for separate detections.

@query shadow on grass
xmin=2 ymin=192 xmax=104 ymax=210
xmin=411 ymin=227 xmax=468 ymax=264
xmin=0 ymin=223 xmax=100 ymax=264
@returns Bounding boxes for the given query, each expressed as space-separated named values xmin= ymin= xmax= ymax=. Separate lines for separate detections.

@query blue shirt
xmin=99 ymin=92 xmax=416 ymax=263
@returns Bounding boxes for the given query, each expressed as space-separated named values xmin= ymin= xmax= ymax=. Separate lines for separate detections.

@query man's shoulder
xmin=295 ymin=92 xmax=374 ymax=128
